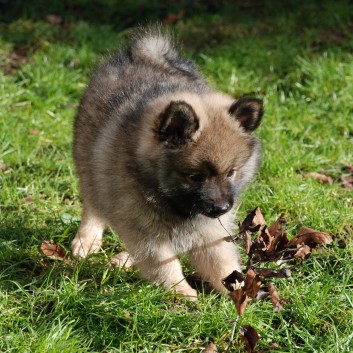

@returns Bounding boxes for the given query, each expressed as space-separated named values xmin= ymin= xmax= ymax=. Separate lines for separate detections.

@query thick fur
xmin=71 ymin=27 xmax=263 ymax=299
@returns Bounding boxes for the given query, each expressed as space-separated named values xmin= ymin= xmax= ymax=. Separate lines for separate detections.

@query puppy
xmin=71 ymin=27 xmax=263 ymax=299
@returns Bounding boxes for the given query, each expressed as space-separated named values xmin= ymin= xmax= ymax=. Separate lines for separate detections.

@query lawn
xmin=0 ymin=1 xmax=352 ymax=352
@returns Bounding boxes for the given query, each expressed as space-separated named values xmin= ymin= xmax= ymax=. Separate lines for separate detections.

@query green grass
xmin=1 ymin=1 xmax=353 ymax=352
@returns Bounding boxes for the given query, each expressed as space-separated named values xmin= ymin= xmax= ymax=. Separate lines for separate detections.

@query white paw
xmin=175 ymin=285 xmax=198 ymax=301
xmin=110 ymin=251 xmax=134 ymax=268
xmin=71 ymin=235 xmax=102 ymax=259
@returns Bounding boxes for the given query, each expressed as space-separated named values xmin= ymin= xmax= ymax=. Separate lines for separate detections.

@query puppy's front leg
xmin=130 ymin=241 xmax=197 ymax=300
xmin=71 ymin=206 xmax=105 ymax=258
xmin=190 ymin=236 xmax=241 ymax=292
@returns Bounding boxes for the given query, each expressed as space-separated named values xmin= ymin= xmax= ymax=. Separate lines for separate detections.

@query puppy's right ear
xmin=158 ymin=101 xmax=199 ymax=146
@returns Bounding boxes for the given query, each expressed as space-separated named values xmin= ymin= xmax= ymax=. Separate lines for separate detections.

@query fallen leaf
xmin=239 ymin=325 xmax=259 ymax=353
xmin=266 ymin=217 xmax=288 ymax=256
xmin=28 ymin=129 xmax=41 ymax=135
xmin=203 ymin=342 xmax=219 ymax=353
xmin=240 ymin=207 xmax=266 ymax=233
xmin=268 ymin=283 xmax=284 ymax=311
xmin=40 ymin=240 xmax=68 ymax=262
xmin=45 ymin=14 xmax=64 ymax=25
xmin=243 ymin=269 xmax=262 ymax=298
xmin=286 ymin=227 xmax=332 ymax=248
xmin=21 ymin=196 xmax=35 ymax=202
xmin=340 ymin=175 xmax=353 ymax=189
xmin=293 ymin=244 xmax=312 ymax=259
xmin=0 ymin=161 xmax=10 ymax=172
xmin=229 ymin=289 xmax=249 ymax=316
xmin=257 ymin=343 xmax=279 ymax=352
xmin=254 ymin=268 xmax=291 ymax=279
xmin=164 ymin=9 xmax=185 ymax=24
xmin=222 ymin=270 xmax=244 ymax=291
xmin=244 ymin=230 xmax=252 ymax=254
xmin=303 ymin=172 xmax=333 ymax=185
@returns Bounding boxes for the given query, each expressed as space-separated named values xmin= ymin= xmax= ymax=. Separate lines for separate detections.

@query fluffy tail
xmin=130 ymin=26 xmax=179 ymax=66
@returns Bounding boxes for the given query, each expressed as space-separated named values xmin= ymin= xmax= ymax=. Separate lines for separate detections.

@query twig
xmin=225 ymin=314 xmax=239 ymax=353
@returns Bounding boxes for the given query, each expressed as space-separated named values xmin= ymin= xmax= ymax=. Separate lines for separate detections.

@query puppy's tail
xmin=130 ymin=26 xmax=179 ymax=66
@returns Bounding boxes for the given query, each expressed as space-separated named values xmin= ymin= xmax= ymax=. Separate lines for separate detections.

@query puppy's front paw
xmin=110 ymin=251 xmax=134 ymax=268
xmin=71 ymin=235 xmax=102 ymax=259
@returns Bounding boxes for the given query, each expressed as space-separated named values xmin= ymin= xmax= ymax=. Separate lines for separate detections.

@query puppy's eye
xmin=227 ymin=169 xmax=236 ymax=178
xmin=188 ymin=173 xmax=205 ymax=182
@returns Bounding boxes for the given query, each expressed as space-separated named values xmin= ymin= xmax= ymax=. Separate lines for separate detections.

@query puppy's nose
xmin=206 ymin=202 xmax=231 ymax=218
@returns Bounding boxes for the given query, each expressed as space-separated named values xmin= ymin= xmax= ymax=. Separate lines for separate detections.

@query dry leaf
xmin=303 ymin=172 xmax=333 ymax=185
xmin=254 ymin=268 xmax=291 ymax=279
xmin=21 ymin=196 xmax=35 ymax=202
xmin=239 ymin=325 xmax=259 ymax=353
xmin=164 ymin=9 xmax=185 ymax=24
xmin=222 ymin=270 xmax=244 ymax=291
xmin=28 ymin=129 xmax=41 ymax=135
xmin=286 ymin=226 xmax=332 ymax=248
xmin=257 ymin=343 xmax=279 ymax=353
xmin=229 ymin=289 xmax=249 ymax=316
xmin=41 ymin=240 xmax=68 ymax=262
xmin=340 ymin=175 xmax=353 ymax=189
xmin=294 ymin=244 xmax=312 ymax=259
xmin=268 ymin=283 xmax=284 ymax=311
xmin=45 ymin=14 xmax=64 ymax=25
xmin=240 ymin=207 xmax=266 ymax=233
xmin=244 ymin=230 xmax=252 ymax=254
xmin=203 ymin=342 xmax=219 ymax=353
xmin=243 ymin=269 xmax=262 ymax=298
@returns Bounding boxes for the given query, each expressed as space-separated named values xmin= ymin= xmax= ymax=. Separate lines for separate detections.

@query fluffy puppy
xmin=71 ymin=28 xmax=263 ymax=299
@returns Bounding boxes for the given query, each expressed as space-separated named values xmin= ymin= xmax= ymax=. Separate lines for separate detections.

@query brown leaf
xmin=254 ymin=268 xmax=291 ymax=279
xmin=222 ymin=270 xmax=244 ymax=292
xmin=21 ymin=196 xmax=35 ymax=202
xmin=343 ymin=165 xmax=353 ymax=173
xmin=267 ymin=217 xmax=288 ymax=256
xmin=229 ymin=289 xmax=249 ymax=316
xmin=28 ymin=129 xmax=41 ymax=135
xmin=286 ymin=227 xmax=332 ymax=248
xmin=240 ymin=207 xmax=266 ymax=233
xmin=340 ymin=175 xmax=353 ymax=189
xmin=294 ymin=244 xmax=312 ymax=259
xmin=257 ymin=343 xmax=279 ymax=353
xmin=164 ymin=9 xmax=185 ymax=24
xmin=203 ymin=342 xmax=219 ymax=353
xmin=0 ymin=161 xmax=10 ymax=172
xmin=40 ymin=240 xmax=68 ymax=262
xmin=244 ymin=230 xmax=252 ymax=254
xmin=239 ymin=325 xmax=259 ymax=353
xmin=268 ymin=283 xmax=284 ymax=311
xmin=243 ymin=269 xmax=262 ymax=298
xmin=303 ymin=171 xmax=333 ymax=185
xmin=45 ymin=14 xmax=64 ymax=25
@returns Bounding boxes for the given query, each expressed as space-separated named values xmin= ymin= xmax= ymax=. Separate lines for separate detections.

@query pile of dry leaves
xmin=204 ymin=207 xmax=332 ymax=353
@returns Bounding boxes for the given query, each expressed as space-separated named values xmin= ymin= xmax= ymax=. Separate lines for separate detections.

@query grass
xmin=1 ymin=1 xmax=352 ymax=352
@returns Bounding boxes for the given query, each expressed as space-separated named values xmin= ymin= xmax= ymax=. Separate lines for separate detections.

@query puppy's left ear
xmin=229 ymin=97 xmax=263 ymax=132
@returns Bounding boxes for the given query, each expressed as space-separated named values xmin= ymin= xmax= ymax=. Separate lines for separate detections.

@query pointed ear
xmin=158 ymin=101 xmax=199 ymax=146
xmin=229 ymin=97 xmax=263 ymax=132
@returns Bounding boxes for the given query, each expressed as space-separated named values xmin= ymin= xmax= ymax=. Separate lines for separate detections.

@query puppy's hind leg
xmin=71 ymin=206 xmax=105 ymax=259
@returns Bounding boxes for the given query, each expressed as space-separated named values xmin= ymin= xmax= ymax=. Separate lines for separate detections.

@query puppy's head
xmin=142 ymin=93 xmax=263 ymax=218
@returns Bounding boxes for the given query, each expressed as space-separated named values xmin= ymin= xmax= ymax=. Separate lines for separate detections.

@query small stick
xmin=225 ymin=314 xmax=239 ymax=353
